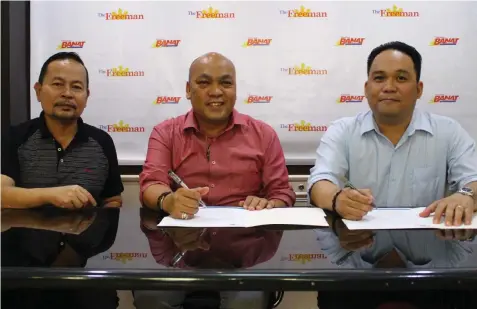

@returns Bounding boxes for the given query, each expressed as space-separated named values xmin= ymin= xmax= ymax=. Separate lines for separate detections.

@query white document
xmin=157 ymin=207 xmax=329 ymax=228
xmin=343 ymin=207 xmax=477 ymax=230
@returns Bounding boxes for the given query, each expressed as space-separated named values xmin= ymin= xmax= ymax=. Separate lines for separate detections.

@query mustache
xmin=54 ymin=102 xmax=76 ymax=109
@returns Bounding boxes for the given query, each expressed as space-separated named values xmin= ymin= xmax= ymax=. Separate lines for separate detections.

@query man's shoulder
xmin=328 ymin=111 xmax=370 ymax=131
xmin=82 ymin=122 xmax=115 ymax=145
xmin=6 ymin=118 xmax=41 ymax=144
xmin=237 ymin=112 xmax=277 ymax=134
xmin=152 ymin=114 xmax=187 ymax=132
xmin=422 ymin=110 xmax=461 ymax=128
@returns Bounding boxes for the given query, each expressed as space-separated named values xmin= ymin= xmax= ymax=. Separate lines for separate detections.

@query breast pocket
xmin=412 ymin=167 xmax=439 ymax=207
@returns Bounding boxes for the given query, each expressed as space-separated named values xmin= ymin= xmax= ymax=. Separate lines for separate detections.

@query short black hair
xmin=367 ymin=41 xmax=422 ymax=82
xmin=37 ymin=52 xmax=89 ymax=88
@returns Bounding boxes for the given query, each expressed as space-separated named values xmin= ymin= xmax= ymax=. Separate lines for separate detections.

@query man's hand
xmin=335 ymin=188 xmax=374 ymax=220
xmin=163 ymin=187 xmax=209 ymax=220
xmin=165 ymin=228 xmax=210 ymax=252
xmin=329 ymin=218 xmax=374 ymax=251
xmin=45 ymin=185 xmax=97 ymax=209
xmin=435 ymin=229 xmax=475 ymax=241
xmin=239 ymin=196 xmax=280 ymax=210
xmin=419 ymin=193 xmax=476 ymax=226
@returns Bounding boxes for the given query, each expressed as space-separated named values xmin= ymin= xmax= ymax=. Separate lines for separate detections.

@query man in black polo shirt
xmin=1 ymin=52 xmax=124 ymax=209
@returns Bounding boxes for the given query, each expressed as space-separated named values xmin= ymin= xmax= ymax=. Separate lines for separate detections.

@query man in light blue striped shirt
xmin=308 ymin=41 xmax=477 ymax=226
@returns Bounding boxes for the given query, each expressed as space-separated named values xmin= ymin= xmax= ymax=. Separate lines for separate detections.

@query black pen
xmin=168 ymin=170 xmax=207 ymax=208
xmin=339 ymin=176 xmax=376 ymax=208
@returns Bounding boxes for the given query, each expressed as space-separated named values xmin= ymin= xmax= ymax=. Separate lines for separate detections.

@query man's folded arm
xmin=261 ymin=128 xmax=296 ymax=206
xmin=307 ymin=119 xmax=350 ymax=210
xmin=140 ymin=125 xmax=174 ymax=211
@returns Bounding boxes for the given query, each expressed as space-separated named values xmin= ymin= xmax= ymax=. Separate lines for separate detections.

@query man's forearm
xmin=309 ymin=180 xmax=341 ymax=211
xmin=1 ymin=186 xmax=50 ymax=209
xmin=142 ymin=184 xmax=172 ymax=210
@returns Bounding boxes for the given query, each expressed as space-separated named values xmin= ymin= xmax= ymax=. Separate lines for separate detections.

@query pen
xmin=168 ymin=170 xmax=207 ymax=208
xmin=339 ymin=176 xmax=376 ymax=208
xmin=171 ymin=228 xmax=207 ymax=267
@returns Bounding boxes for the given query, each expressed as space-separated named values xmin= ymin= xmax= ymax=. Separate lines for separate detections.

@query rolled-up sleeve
xmin=307 ymin=119 xmax=350 ymax=193
xmin=261 ymin=127 xmax=296 ymax=206
xmin=447 ymin=120 xmax=477 ymax=190
xmin=139 ymin=123 xmax=173 ymax=204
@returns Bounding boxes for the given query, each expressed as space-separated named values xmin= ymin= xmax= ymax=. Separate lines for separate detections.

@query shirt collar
xmin=183 ymin=108 xmax=248 ymax=132
xmin=39 ymin=111 xmax=89 ymax=142
xmin=360 ymin=108 xmax=434 ymax=136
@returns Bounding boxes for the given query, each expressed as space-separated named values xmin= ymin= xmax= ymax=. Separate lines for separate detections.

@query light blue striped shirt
xmin=308 ymin=108 xmax=477 ymax=208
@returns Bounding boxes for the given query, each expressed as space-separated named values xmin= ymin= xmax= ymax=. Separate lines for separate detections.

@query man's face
xmin=365 ymin=49 xmax=423 ymax=120
xmin=186 ymin=57 xmax=236 ymax=124
xmin=34 ymin=59 xmax=89 ymax=122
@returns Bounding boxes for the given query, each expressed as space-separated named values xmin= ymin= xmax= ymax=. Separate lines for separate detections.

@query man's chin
xmin=52 ymin=112 xmax=78 ymax=122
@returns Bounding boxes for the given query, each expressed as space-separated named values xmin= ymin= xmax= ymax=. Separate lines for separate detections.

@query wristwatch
xmin=157 ymin=191 xmax=172 ymax=212
xmin=457 ymin=187 xmax=474 ymax=197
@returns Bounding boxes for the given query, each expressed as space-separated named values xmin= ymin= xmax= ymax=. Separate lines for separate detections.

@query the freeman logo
xmin=337 ymin=95 xmax=365 ymax=103
xmin=244 ymin=95 xmax=273 ymax=104
xmin=429 ymin=95 xmax=459 ymax=104
xmin=99 ymin=120 xmax=145 ymax=133
xmin=430 ymin=37 xmax=460 ymax=46
xmin=281 ymin=63 xmax=327 ymax=76
xmin=102 ymin=252 xmax=148 ymax=264
xmin=242 ymin=38 xmax=272 ymax=47
xmin=99 ymin=66 xmax=144 ymax=77
xmin=57 ymin=40 xmax=85 ymax=50
xmin=336 ymin=37 xmax=365 ymax=46
xmin=154 ymin=96 xmax=181 ymax=104
xmin=280 ymin=253 xmax=327 ymax=264
xmin=98 ymin=8 xmax=144 ymax=20
xmin=280 ymin=121 xmax=328 ymax=132
xmin=280 ymin=5 xmax=327 ymax=18
xmin=373 ymin=5 xmax=419 ymax=17
xmin=188 ymin=6 xmax=235 ymax=19
xmin=152 ymin=39 xmax=181 ymax=48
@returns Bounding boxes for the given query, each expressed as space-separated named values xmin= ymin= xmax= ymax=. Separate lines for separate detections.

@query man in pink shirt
xmin=140 ymin=52 xmax=295 ymax=218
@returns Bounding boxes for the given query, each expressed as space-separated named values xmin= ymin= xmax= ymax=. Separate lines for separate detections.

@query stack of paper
xmin=342 ymin=207 xmax=477 ymax=230
xmin=157 ymin=207 xmax=328 ymax=228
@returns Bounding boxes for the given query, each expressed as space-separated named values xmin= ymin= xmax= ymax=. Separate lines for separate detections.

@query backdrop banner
xmin=30 ymin=1 xmax=477 ymax=165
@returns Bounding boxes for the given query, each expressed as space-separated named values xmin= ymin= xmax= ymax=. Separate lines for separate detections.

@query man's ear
xmin=33 ymin=82 xmax=42 ymax=102
xmin=417 ymin=81 xmax=424 ymax=99
xmin=186 ymin=81 xmax=191 ymax=100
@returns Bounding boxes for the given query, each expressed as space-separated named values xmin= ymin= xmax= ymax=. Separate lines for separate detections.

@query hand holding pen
xmin=334 ymin=176 xmax=375 ymax=220
xmin=165 ymin=170 xmax=208 ymax=220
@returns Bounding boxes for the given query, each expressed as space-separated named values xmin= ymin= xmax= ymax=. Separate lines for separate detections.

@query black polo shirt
xmin=1 ymin=112 xmax=124 ymax=204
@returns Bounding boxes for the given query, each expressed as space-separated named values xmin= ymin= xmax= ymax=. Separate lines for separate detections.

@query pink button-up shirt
xmin=140 ymin=109 xmax=295 ymax=207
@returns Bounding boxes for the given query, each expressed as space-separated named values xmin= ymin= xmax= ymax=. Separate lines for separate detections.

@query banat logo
xmin=281 ymin=63 xmax=327 ymax=75
xmin=429 ymin=95 xmax=459 ymax=103
xmin=244 ymin=95 xmax=273 ymax=104
xmin=336 ymin=37 xmax=365 ymax=46
xmin=242 ymin=38 xmax=272 ymax=47
xmin=57 ymin=40 xmax=85 ymax=50
xmin=154 ymin=96 xmax=181 ymax=104
xmin=373 ymin=5 xmax=419 ymax=17
xmin=99 ymin=66 xmax=144 ymax=77
xmin=280 ymin=5 xmax=327 ymax=18
xmin=188 ymin=6 xmax=235 ymax=19
xmin=430 ymin=37 xmax=459 ymax=46
xmin=337 ymin=95 xmax=365 ymax=103
xmin=152 ymin=39 xmax=181 ymax=48
xmin=98 ymin=8 xmax=144 ymax=20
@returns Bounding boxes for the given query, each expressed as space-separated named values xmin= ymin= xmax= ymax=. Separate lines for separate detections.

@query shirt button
xmin=211 ymin=184 xmax=215 ymax=188
xmin=57 ymin=148 xmax=62 ymax=151
xmin=211 ymin=160 xmax=216 ymax=165
xmin=60 ymin=242 xmax=64 ymax=246
xmin=212 ymin=232 xmax=217 ymax=236
xmin=60 ymin=159 xmax=64 ymax=163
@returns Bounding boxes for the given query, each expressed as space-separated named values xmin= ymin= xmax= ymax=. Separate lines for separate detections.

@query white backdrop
xmin=30 ymin=1 xmax=477 ymax=165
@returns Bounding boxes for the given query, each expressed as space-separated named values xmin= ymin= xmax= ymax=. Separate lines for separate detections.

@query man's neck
xmin=374 ymin=114 xmax=413 ymax=146
xmin=44 ymin=115 xmax=78 ymax=149
xmin=196 ymin=116 xmax=231 ymax=138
